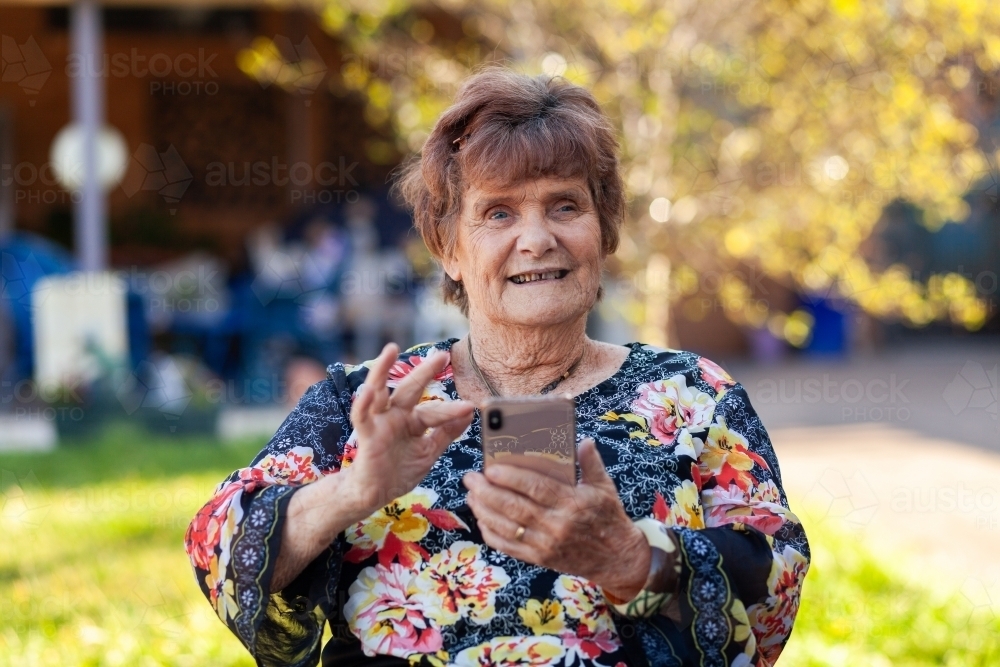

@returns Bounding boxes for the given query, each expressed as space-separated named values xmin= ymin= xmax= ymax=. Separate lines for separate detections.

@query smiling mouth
xmin=509 ymin=269 xmax=570 ymax=284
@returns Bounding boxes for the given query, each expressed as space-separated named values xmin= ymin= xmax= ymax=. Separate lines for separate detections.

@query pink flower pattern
xmin=184 ymin=341 xmax=809 ymax=667
xmin=345 ymin=563 xmax=444 ymax=657
xmin=698 ymin=357 xmax=737 ymax=394
xmin=631 ymin=374 xmax=716 ymax=445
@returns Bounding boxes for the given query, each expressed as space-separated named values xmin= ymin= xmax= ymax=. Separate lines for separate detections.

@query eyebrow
xmin=547 ymin=188 xmax=590 ymax=204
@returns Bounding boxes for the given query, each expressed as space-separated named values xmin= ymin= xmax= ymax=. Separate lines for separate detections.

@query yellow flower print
xmin=730 ymin=597 xmax=753 ymax=645
xmin=749 ymin=545 xmax=810 ymax=663
xmin=599 ymin=410 xmax=649 ymax=429
xmin=700 ymin=419 xmax=753 ymax=472
xmin=453 ymin=636 xmax=565 ymax=667
xmin=651 ymin=482 xmax=705 ymax=529
xmin=751 ymin=479 xmax=783 ymax=505
xmin=765 ymin=545 xmax=809 ymax=605
xmin=599 ymin=411 xmax=659 ymax=446
xmin=518 ymin=599 xmax=566 ymax=635
xmin=670 ymin=480 xmax=705 ymax=529
xmin=345 ymin=487 xmax=469 ymax=567
xmin=413 ymin=541 xmax=510 ymax=626
xmin=253 ymin=446 xmax=322 ymax=485
xmin=408 ymin=650 xmax=450 ymax=667
xmin=553 ymin=575 xmax=615 ymax=635
xmin=699 ymin=418 xmax=770 ymax=491
xmin=199 ymin=488 xmax=243 ymax=623
xmin=205 ymin=554 xmax=239 ymax=623
xmin=730 ymin=598 xmax=757 ymax=667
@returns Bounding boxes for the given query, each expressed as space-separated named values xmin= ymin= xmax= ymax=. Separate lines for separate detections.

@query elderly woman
xmin=185 ymin=69 xmax=810 ymax=667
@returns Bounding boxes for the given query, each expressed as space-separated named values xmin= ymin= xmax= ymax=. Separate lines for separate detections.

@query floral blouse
xmin=185 ymin=339 xmax=810 ymax=667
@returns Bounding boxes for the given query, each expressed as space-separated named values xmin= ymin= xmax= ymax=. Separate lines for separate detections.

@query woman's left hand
xmin=462 ymin=438 xmax=651 ymax=601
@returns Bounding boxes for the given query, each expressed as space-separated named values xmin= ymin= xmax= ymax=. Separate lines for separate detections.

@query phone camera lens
xmin=487 ymin=409 xmax=502 ymax=430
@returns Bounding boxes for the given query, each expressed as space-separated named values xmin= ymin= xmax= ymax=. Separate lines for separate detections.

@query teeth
xmin=511 ymin=271 xmax=564 ymax=284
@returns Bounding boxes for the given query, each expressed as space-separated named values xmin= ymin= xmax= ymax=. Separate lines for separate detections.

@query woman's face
xmin=442 ymin=175 xmax=604 ymax=328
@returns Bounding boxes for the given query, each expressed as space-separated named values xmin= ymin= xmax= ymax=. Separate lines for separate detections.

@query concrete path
xmin=726 ymin=338 xmax=998 ymax=454
xmin=772 ymin=424 xmax=1000 ymax=607
xmin=721 ymin=340 xmax=1000 ymax=614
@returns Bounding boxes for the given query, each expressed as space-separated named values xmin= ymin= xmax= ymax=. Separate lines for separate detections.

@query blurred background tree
xmin=239 ymin=0 xmax=1000 ymax=346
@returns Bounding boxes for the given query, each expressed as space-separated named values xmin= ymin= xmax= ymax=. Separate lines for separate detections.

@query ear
xmin=441 ymin=197 xmax=469 ymax=282
xmin=440 ymin=251 xmax=462 ymax=283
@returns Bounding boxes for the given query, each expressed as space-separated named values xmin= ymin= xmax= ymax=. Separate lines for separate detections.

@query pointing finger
xmin=358 ymin=343 xmax=399 ymax=418
xmin=350 ymin=382 xmax=374 ymax=425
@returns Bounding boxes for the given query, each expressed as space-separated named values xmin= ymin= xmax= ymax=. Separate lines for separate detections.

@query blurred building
xmin=1 ymin=1 xmax=434 ymax=391
xmin=1 ymin=2 xmax=407 ymax=263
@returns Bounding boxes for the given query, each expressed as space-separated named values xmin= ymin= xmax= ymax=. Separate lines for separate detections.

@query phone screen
xmin=480 ymin=395 xmax=577 ymax=485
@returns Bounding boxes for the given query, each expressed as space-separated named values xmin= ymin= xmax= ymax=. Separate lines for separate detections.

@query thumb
xmin=579 ymin=438 xmax=614 ymax=488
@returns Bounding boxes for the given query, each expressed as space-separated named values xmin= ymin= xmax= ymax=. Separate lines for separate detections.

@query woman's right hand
xmin=344 ymin=342 xmax=475 ymax=513
xmin=273 ymin=343 xmax=473 ymax=592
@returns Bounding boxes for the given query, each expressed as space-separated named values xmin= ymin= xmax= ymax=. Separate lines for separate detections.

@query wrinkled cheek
xmin=477 ymin=281 xmax=509 ymax=315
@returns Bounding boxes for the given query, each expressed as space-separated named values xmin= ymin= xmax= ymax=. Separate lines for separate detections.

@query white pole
xmin=0 ymin=106 xmax=12 ymax=242
xmin=0 ymin=107 xmax=10 ymax=381
xmin=70 ymin=0 xmax=106 ymax=271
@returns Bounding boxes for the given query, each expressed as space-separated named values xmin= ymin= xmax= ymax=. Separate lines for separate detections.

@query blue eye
xmin=490 ymin=210 xmax=509 ymax=220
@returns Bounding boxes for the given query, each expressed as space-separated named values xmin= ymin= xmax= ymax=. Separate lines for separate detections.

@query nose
xmin=515 ymin=206 xmax=558 ymax=257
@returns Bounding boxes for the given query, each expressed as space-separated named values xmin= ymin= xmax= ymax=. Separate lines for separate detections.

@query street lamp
xmin=50 ymin=123 xmax=128 ymax=192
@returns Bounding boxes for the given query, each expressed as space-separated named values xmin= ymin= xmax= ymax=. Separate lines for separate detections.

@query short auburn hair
xmin=395 ymin=67 xmax=626 ymax=315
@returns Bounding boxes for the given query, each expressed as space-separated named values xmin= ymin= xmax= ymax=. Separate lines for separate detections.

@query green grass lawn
xmin=1 ymin=424 xmax=998 ymax=666
xmin=782 ymin=522 xmax=1000 ymax=666
xmin=0 ymin=424 xmax=260 ymax=667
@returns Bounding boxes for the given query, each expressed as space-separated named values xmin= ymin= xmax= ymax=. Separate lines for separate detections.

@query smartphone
xmin=480 ymin=395 xmax=577 ymax=485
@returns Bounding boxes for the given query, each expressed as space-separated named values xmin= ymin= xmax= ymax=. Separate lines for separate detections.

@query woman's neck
xmin=462 ymin=313 xmax=592 ymax=397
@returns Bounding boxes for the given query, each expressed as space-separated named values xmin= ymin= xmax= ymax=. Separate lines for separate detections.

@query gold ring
xmin=514 ymin=525 xmax=526 ymax=541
